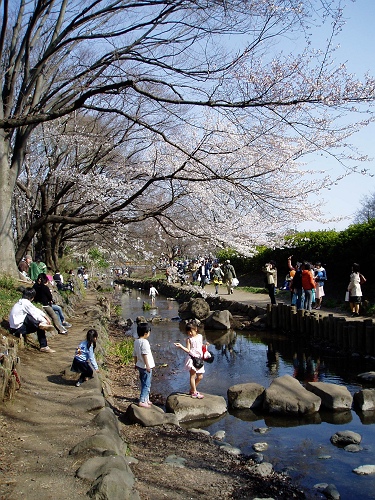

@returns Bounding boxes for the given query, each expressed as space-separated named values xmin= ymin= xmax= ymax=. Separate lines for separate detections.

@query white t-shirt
xmin=133 ymin=337 xmax=155 ymax=369
xmin=9 ymin=298 xmax=46 ymax=329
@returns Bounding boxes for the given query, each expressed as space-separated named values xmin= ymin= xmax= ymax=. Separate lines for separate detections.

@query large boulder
xmin=306 ymin=382 xmax=353 ymax=411
xmin=69 ymin=430 xmax=128 ymax=456
xmin=92 ymin=407 xmax=121 ymax=435
xmin=330 ymin=430 xmax=362 ymax=446
xmin=353 ymin=388 xmax=375 ymax=411
xmin=205 ymin=310 xmax=233 ymax=330
xmin=166 ymin=392 xmax=227 ymax=422
xmin=125 ymin=403 xmax=179 ymax=427
xmin=190 ymin=298 xmax=211 ymax=320
xmin=70 ymin=394 xmax=106 ymax=412
xmin=178 ymin=298 xmax=210 ymax=320
xmin=76 ymin=456 xmax=134 ymax=481
xmin=87 ymin=468 xmax=140 ymax=500
xmin=227 ymin=383 xmax=265 ymax=409
xmin=263 ymin=375 xmax=321 ymax=415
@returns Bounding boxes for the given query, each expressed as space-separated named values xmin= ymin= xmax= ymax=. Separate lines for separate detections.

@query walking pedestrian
xmin=348 ymin=263 xmax=365 ymax=317
xmin=222 ymin=260 xmax=237 ymax=295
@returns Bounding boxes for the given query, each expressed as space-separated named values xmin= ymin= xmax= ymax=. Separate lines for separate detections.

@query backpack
xmin=292 ymin=270 xmax=302 ymax=288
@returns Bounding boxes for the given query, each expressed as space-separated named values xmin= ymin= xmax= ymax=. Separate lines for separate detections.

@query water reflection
xmin=205 ymin=329 xmax=237 ymax=362
xmin=266 ymin=343 xmax=279 ymax=375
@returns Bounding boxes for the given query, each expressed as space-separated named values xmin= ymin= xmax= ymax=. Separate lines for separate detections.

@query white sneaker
xmin=40 ymin=346 xmax=56 ymax=353
xmin=39 ymin=322 xmax=54 ymax=331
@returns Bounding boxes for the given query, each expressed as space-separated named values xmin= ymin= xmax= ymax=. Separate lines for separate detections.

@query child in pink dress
xmin=174 ymin=323 xmax=208 ymax=399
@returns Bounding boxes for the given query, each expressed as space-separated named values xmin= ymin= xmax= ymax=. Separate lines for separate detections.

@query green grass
xmin=110 ymin=337 xmax=134 ymax=365
xmin=0 ymin=276 xmax=22 ymax=320
xmin=237 ymin=286 xmax=268 ymax=294
xmin=112 ymin=304 xmax=122 ymax=317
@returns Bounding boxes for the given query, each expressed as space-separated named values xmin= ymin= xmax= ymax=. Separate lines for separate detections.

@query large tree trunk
xmin=0 ymin=135 xmax=20 ymax=276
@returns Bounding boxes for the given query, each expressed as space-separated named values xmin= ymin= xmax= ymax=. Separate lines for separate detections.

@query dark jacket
xmin=33 ymin=282 xmax=54 ymax=306
xmin=291 ymin=269 xmax=302 ymax=289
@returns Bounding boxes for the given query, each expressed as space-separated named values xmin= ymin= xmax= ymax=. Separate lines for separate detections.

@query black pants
xmin=266 ymin=283 xmax=276 ymax=305
xmin=11 ymin=314 xmax=47 ymax=348
xmin=71 ymin=358 xmax=93 ymax=380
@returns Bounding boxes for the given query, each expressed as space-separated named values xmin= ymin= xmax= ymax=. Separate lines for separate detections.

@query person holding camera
xmin=263 ymin=260 xmax=277 ymax=305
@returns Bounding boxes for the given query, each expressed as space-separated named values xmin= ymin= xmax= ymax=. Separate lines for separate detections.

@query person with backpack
xmin=301 ymin=262 xmax=316 ymax=311
xmin=288 ymin=256 xmax=303 ymax=309
xmin=222 ymin=260 xmax=237 ymax=295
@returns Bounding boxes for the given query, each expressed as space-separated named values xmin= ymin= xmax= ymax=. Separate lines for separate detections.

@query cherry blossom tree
xmin=2 ymin=0 xmax=375 ymax=275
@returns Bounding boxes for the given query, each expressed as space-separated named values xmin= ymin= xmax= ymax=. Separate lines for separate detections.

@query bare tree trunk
xmin=41 ymin=223 xmax=54 ymax=270
xmin=0 ymin=135 xmax=19 ymax=276
xmin=50 ymin=229 xmax=62 ymax=270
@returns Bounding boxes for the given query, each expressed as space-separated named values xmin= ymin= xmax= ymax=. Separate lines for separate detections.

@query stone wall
xmin=0 ymin=334 xmax=21 ymax=401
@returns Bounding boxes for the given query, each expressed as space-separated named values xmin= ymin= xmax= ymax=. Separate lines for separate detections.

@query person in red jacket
xmin=301 ymin=263 xmax=316 ymax=311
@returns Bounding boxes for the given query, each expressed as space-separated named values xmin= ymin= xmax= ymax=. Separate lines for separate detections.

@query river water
xmin=120 ymin=288 xmax=375 ymax=499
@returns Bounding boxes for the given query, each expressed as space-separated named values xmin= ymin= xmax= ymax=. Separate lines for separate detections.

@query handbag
xmin=232 ymin=278 xmax=239 ymax=287
xmin=345 ymin=291 xmax=350 ymax=302
xmin=189 ymin=354 xmax=204 ymax=369
xmin=203 ymin=351 xmax=215 ymax=364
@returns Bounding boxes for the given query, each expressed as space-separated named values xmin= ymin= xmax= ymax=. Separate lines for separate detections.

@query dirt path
xmin=0 ymin=292 xmax=100 ymax=500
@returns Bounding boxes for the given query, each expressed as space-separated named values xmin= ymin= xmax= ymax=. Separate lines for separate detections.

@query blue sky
xmin=297 ymin=0 xmax=375 ymax=232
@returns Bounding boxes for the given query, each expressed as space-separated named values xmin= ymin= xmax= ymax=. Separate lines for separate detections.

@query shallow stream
xmin=120 ymin=288 xmax=375 ymax=499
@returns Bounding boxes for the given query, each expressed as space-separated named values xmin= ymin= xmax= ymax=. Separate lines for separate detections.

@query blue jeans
xmin=52 ymin=304 xmax=65 ymax=323
xmin=304 ymin=289 xmax=313 ymax=311
xmin=294 ymin=288 xmax=303 ymax=309
xmin=137 ymin=367 xmax=152 ymax=403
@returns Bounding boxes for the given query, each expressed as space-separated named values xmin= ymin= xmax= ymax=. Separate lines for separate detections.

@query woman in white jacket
xmin=347 ymin=263 xmax=364 ymax=317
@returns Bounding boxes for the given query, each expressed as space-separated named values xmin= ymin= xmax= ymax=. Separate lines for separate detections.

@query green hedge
xmin=217 ymin=220 xmax=375 ymax=302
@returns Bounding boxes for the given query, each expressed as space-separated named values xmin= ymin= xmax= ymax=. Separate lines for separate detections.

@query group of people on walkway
xmin=262 ymin=256 xmax=328 ymax=311
xmin=263 ymin=256 xmax=366 ymax=317
xmin=286 ymin=256 xmax=327 ymax=311
xmin=9 ymin=255 xmax=75 ymax=353
xmin=164 ymin=258 xmax=238 ymax=296
xmin=196 ymin=259 xmax=237 ymax=295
